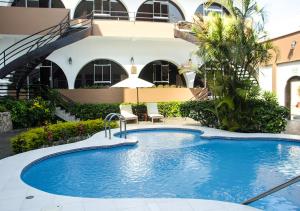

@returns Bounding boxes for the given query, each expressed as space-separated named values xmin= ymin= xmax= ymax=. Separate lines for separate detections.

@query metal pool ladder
xmin=104 ymin=113 xmax=127 ymax=140
xmin=242 ymin=174 xmax=300 ymax=205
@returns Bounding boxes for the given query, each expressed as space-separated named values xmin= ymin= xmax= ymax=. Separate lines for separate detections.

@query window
xmin=153 ymin=64 xmax=169 ymax=83
xmin=195 ymin=3 xmax=229 ymax=16
xmin=74 ymin=0 xmax=128 ymax=19
xmin=12 ymin=0 xmax=64 ymax=8
xmin=153 ymin=0 xmax=168 ymax=19
xmin=94 ymin=64 xmax=111 ymax=84
xmin=94 ymin=0 xmax=110 ymax=15
xmin=136 ymin=0 xmax=184 ymax=22
xmin=27 ymin=0 xmax=39 ymax=7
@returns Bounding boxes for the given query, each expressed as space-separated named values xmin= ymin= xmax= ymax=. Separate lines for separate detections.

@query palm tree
xmin=187 ymin=0 xmax=274 ymax=130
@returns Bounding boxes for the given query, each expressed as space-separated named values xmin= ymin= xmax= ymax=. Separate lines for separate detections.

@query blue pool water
xmin=22 ymin=128 xmax=300 ymax=211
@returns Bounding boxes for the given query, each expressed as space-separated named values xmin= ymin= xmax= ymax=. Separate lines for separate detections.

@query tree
xmin=189 ymin=0 xmax=274 ymax=131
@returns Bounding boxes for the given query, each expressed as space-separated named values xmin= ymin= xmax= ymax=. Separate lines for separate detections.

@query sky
xmin=258 ymin=0 xmax=300 ymax=38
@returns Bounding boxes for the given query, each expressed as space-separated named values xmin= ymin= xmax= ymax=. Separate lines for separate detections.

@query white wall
xmin=259 ymin=66 xmax=273 ymax=92
xmin=276 ymin=61 xmax=300 ymax=106
xmin=47 ymin=36 xmax=198 ymax=89
xmin=63 ymin=0 xmax=208 ymax=20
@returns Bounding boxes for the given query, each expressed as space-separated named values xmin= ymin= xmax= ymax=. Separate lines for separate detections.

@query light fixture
xmin=68 ymin=57 xmax=72 ymax=65
xmin=130 ymin=57 xmax=137 ymax=74
xmin=130 ymin=57 xmax=134 ymax=65
xmin=291 ymin=40 xmax=297 ymax=49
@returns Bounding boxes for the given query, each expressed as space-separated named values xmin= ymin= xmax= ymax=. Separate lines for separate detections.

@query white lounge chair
xmin=146 ymin=103 xmax=164 ymax=123
xmin=119 ymin=104 xmax=138 ymax=123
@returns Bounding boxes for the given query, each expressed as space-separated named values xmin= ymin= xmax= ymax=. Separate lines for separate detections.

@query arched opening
xmin=193 ymin=74 xmax=205 ymax=88
xmin=195 ymin=2 xmax=229 ymax=16
xmin=75 ymin=59 xmax=128 ymax=88
xmin=28 ymin=60 xmax=68 ymax=89
xmin=12 ymin=0 xmax=65 ymax=8
xmin=139 ymin=60 xmax=186 ymax=87
xmin=136 ymin=0 xmax=185 ymax=23
xmin=74 ymin=0 xmax=129 ymax=20
xmin=285 ymin=76 xmax=300 ymax=119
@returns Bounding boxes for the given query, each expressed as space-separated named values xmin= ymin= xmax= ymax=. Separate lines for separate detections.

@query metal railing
xmin=104 ymin=113 xmax=127 ymax=140
xmin=0 ymin=11 xmax=93 ymax=69
xmin=242 ymin=175 xmax=300 ymax=205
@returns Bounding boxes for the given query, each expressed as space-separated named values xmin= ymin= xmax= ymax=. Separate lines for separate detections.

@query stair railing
xmin=0 ymin=11 xmax=93 ymax=70
xmin=104 ymin=113 xmax=127 ymax=140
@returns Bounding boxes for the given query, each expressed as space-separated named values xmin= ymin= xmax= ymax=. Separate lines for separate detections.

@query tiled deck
xmin=1 ymin=124 xmax=300 ymax=211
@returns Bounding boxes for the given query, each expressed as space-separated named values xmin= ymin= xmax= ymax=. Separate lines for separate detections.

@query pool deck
xmin=1 ymin=125 xmax=300 ymax=211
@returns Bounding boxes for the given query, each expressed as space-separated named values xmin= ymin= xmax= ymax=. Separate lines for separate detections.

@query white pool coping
xmin=1 ymin=124 xmax=300 ymax=211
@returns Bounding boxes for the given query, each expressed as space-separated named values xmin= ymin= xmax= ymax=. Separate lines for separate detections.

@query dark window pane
xmin=161 ymin=3 xmax=168 ymax=17
xmin=103 ymin=65 xmax=111 ymax=82
xmin=39 ymin=0 xmax=49 ymax=8
xmin=94 ymin=65 xmax=103 ymax=82
xmin=27 ymin=0 xmax=39 ymax=7
xmin=12 ymin=0 xmax=26 ymax=7
xmin=161 ymin=65 xmax=169 ymax=81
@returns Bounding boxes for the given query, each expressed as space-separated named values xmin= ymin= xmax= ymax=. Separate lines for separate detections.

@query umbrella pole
xmin=136 ymin=88 xmax=139 ymax=104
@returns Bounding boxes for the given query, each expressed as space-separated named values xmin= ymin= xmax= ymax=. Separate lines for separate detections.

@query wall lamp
xmin=68 ymin=57 xmax=72 ymax=65
xmin=291 ymin=40 xmax=297 ymax=50
xmin=130 ymin=57 xmax=137 ymax=74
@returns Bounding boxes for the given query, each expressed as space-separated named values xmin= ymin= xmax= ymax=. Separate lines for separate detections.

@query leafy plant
xmin=0 ymin=105 xmax=7 ymax=112
xmin=181 ymin=0 xmax=278 ymax=131
xmin=11 ymin=119 xmax=118 ymax=153
xmin=0 ymin=97 xmax=55 ymax=129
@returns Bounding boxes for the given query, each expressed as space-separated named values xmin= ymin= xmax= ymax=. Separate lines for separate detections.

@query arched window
xmin=136 ymin=0 xmax=184 ymax=23
xmin=12 ymin=0 xmax=64 ymax=8
xmin=195 ymin=2 xmax=229 ymax=16
xmin=139 ymin=60 xmax=186 ymax=87
xmin=74 ymin=0 xmax=129 ymax=20
xmin=75 ymin=59 xmax=128 ymax=88
xmin=29 ymin=60 xmax=68 ymax=89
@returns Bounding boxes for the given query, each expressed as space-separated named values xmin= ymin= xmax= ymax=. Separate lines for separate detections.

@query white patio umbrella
xmin=112 ymin=77 xmax=154 ymax=104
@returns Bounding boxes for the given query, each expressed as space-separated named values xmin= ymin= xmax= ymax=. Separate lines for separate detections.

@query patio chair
xmin=119 ymin=104 xmax=138 ymax=123
xmin=146 ymin=103 xmax=164 ymax=123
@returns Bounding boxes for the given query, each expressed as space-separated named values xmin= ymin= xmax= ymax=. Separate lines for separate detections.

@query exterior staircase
xmin=0 ymin=11 xmax=94 ymax=99
xmin=55 ymin=107 xmax=80 ymax=122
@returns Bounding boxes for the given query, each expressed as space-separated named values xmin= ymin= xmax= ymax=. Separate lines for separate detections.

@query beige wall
xmin=59 ymin=88 xmax=205 ymax=104
xmin=92 ymin=20 xmax=175 ymax=38
xmin=267 ymin=31 xmax=300 ymax=65
xmin=0 ymin=7 xmax=69 ymax=35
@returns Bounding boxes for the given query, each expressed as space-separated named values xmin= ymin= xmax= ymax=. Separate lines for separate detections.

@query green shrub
xmin=69 ymin=103 xmax=120 ymax=120
xmin=0 ymin=97 xmax=55 ymax=129
xmin=181 ymin=98 xmax=289 ymax=133
xmin=0 ymin=105 xmax=7 ymax=112
xmin=69 ymin=102 xmax=183 ymax=120
xmin=158 ymin=102 xmax=182 ymax=117
xmin=238 ymin=99 xmax=289 ymax=133
xmin=11 ymin=119 xmax=117 ymax=153
xmin=180 ymin=101 xmax=218 ymax=127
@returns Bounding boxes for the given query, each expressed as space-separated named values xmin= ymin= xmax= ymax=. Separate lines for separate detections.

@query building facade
xmin=0 ymin=0 xmax=232 ymax=94
xmin=259 ymin=31 xmax=300 ymax=119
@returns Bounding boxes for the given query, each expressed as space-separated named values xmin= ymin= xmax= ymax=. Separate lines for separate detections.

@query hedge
xmin=0 ymin=97 xmax=55 ymax=129
xmin=181 ymin=99 xmax=289 ymax=133
xmin=11 ymin=119 xmax=118 ymax=154
xmin=68 ymin=102 xmax=183 ymax=120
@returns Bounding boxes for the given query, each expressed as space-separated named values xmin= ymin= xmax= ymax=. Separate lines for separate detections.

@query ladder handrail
xmin=104 ymin=113 xmax=127 ymax=140
xmin=242 ymin=175 xmax=300 ymax=205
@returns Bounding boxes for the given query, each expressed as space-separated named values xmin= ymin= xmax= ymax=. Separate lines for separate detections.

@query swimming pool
xmin=21 ymin=128 xmax=300 ymax=211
